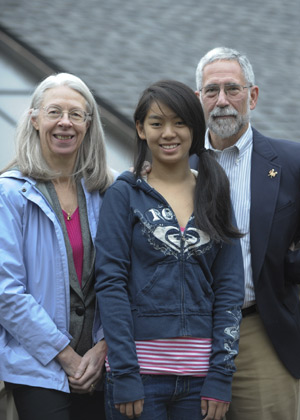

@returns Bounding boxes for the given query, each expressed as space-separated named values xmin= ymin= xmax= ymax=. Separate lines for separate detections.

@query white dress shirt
xmin=205 ymin=124 xmax=255 ymax=307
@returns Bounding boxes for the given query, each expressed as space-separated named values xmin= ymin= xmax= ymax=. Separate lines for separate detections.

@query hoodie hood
xmin=117 ymin=170 xmax=154 ymax=195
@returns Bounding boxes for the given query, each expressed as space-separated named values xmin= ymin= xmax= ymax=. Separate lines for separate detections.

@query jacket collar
xmin=250 ymin=128 xmax=281 ymax=283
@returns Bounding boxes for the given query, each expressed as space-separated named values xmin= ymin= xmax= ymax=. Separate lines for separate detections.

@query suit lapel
xmin=250 ymin=129 xmax=281 ymax=284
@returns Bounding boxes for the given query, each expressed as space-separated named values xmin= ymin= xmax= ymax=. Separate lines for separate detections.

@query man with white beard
xmin=191 ymin=47 xmax=300 ymax=420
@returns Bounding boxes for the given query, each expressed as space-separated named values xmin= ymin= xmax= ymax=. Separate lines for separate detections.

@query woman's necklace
xmin=62 ymin=205 xmax=78 ymax=221
xmin=53 ymin=179 xmax=78 ymax=221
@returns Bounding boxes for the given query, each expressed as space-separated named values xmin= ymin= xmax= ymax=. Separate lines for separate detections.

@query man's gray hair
xmin=195 ymin=47 xmax=255 ymax=91
xmin=6 ymin=72 xmax=113 ymax=192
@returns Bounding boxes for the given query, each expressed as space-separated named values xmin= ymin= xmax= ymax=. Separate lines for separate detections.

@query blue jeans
xmin=105 ymin=372 xmax=205 ymax=420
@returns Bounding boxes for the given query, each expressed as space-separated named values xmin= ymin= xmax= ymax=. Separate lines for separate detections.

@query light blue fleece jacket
xmin=0 ymin=169 xmax=104 ymax=392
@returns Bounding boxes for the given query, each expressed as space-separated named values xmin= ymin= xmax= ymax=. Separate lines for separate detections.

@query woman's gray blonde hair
xmin=5 ymin=73 xmax=113 ymax=192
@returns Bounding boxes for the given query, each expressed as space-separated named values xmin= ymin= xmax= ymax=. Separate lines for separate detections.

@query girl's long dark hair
xmin=133 ymin=80 xmax=242 ymax=242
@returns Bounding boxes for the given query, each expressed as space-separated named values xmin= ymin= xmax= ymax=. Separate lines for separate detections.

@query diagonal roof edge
xmin=0 ymin=25 xmax=135 ymax=144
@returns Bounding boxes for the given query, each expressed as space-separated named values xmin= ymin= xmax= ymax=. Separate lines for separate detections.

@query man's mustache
xmin=210 ymin=107 xmax=238 ymax=118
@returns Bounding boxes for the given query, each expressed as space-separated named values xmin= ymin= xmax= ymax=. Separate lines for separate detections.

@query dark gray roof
xmin=1 ymin=0 xmax=300 ymax=141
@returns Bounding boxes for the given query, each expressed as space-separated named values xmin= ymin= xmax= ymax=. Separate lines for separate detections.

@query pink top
xmin=62 ymin=207 xmax=83 ymax=287
xmin=135 ymin=337 xmax=212 ymax=376
xmin=106 ymin=337 xmax=212 ymax=376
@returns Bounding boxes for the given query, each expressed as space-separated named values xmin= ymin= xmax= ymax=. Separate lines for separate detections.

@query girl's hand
xmin=115 ymin=399 xmax=144 ymax=419
xmin=201 ymin=398 xmax=230 ymax=420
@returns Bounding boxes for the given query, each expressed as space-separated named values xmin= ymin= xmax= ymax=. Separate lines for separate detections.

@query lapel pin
xmin=268 ymin=169 xmax=278 ymax=178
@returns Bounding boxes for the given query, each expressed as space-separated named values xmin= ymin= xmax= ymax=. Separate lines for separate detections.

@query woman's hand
xmin=201 ymin=399 xmax=230 ymax=420
xmin=68 ymin=339 xmax=107 ymax=393
xmin=128 ymin=161 xmax=151 ymax=176
xmin=115 ymin=399 xmax=144 ymax=419
xmin=289 ymin=242 xmax=296 ymax=251
xmin=55 ymin=345 xmax=82 ymax=377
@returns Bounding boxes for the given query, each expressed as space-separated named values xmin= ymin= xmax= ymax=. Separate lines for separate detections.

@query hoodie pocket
xmin=133 ymin=261 xmax=212 ymax=316
xmin=134 ymin=262 xmax=181 ymax=315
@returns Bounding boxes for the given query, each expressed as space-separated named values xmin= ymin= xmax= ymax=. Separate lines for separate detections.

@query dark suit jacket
xmin=191 ymin=127 xmax=300 ymax=378
xmin=250 ymin=128 xmax=300 ymax=377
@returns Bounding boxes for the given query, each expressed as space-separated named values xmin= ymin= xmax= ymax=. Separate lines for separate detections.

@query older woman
xmin=0 ymin=73 xmax=116 ymax=420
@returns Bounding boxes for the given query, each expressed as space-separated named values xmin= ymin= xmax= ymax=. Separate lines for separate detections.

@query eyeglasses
xmin=41 ymin=106 xmax=92 ymax=124
xmin=200 ymin=83 xmax=252 ymax=99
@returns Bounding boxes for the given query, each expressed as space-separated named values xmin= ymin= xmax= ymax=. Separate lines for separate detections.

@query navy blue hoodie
xmin=95 ymin=171 xmax=244 ymax=404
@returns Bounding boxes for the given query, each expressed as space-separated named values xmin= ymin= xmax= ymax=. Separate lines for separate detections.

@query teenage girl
xmin=95 ymin=80 xmax=244 ymax=420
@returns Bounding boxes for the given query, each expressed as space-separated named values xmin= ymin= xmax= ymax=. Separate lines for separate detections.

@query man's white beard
xmin=207 ymin=105 xmax=250 ymax=139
